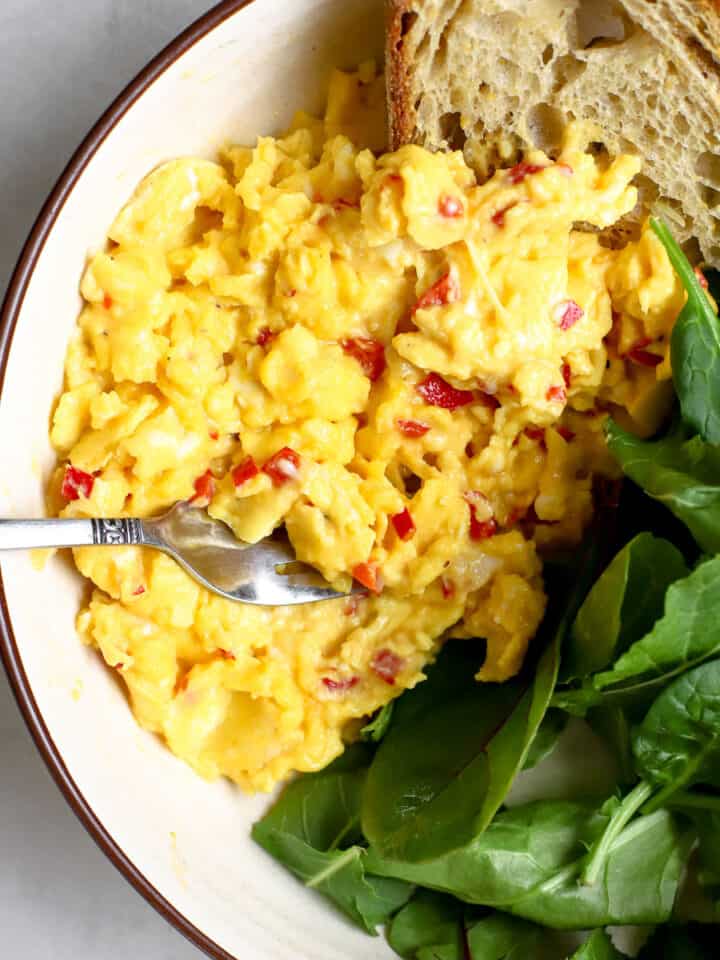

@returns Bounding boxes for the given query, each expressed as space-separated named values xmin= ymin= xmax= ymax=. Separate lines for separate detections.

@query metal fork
xmin=0 ymin=501 xmax=352 ymax=605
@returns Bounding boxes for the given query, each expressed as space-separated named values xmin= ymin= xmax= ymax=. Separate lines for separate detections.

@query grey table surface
xmin=0 ymin=3 xmax=220 ymax=956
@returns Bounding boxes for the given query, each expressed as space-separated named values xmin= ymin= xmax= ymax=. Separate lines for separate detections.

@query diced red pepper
xmin=61 ymin=465 xmax=95 ymax=502
xmin=562 ymin=363 xmax=572 ymax=388
xmin=547 ymin=384 xmax=567 ymax=403
xmin=416 ymin=373 xmax=474 ymax=410
xmin=190 ymin=470 xmax=216 ymax=506
xmin=438 ymin=194 xmax=464 ymax=218
xmin=557 ymin=426 xmax=575 ymax=442
xmin=285 ymin=288 xmax=297 ymax=298
xmin=506 ymin=161 xmax=547 ymax=184
xmin=132 ymin=585 xmax=146 ymax=597
xmin=371 ymin=648 xmax=405 ymax=685
xmin=441 ymin=577 xmax=455 ymax=599
xmin=385 ymin=173 xmax=403 ymax=185
xmin=352 ymin=561 xmax=383 ymax=594
xmin=396 ymin=418 xmax=431 ymax=437
xmin=263 ymin=447 xmax=301 ymax=486
xmin=103 ymin=294 xmax=113 ymax=310
xmin=413 ymin=271 xmax=461 ymax=313
xmin=256 ymin=327 xmax=276 ymax=347
xmin=627 ymin=343 xmax=663 ymax=367
xmin=391 ymin=508 xmax=416 ymax=541
xmin=524 ymin=426 xmax=546 ymax=443
xmin=231 ymin=456 xmax=259 ymax=488
xmin=322 ymin=675 xmax=360 ymax=692
xmin=469 ymin=510 xmax=498 ymax=541
xmin=217 ymin=649 xmax=236 ymax=661
xmin=341 ymin=337 xmax=386 ymax=382
xmin=695 ymin=266 xmax=709 ymax=290
xmin=491 ymin=202 xmax=517 ymax=227
xmin=209 ymin=429 xmax=219 ymax=440
xmin=556 ymin=299 xmax=583 ymax=331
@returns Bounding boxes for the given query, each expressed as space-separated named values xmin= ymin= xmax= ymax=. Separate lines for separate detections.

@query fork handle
xmin=0 ymin=517 xmax=144 ymax=551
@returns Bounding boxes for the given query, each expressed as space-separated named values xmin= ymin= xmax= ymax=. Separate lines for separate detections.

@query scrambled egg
xmin=50 ymin=63 xmax=684 ymax=791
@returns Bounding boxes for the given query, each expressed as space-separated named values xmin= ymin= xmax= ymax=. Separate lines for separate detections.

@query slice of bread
xmin=386 ymin=0 xmax=720 ymax=265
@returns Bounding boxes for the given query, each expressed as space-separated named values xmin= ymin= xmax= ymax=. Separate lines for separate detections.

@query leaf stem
xmin=666 ymin=791 xmax=720 ymax=813
xmin=581 ymin=781 xmax=655 ymax=886
xmin=305 ymin=846 xmax=360 ymax=889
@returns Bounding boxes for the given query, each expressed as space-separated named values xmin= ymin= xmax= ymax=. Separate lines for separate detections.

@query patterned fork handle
xmin=0 ymin=518 xmax=146 ymax=550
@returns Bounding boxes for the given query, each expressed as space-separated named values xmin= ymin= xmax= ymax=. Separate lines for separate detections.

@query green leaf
xmin=464 ymin=914 xmax=544 ymax=959
xmin=638 ymin=925 xmax=717 ymax=960
xmin=387 ymin=890 xmax=465 ymax=959
xmin=651 ymin=218 xmax=720 ymax=444
xmin=569 ymin=929 xmax=627 ymax=960
xmin=562 ymin=533 xmax=688 ymax=681
xmin=633 ymin=659 xmax=720 ymax=811
xmin=366 ymin=800 xmax=692 ymax=929
xmin=592 ymin=555 xmax=720 ymax=697
xmin=606 ymin=419 xmax=720 ymax=555
xmin=252 ymin=746 xmax=412 ymax=933
xmin=581 ymin=781 xmax=655 ymax=885
xmin=522 ymin=709 xmax=567 ymax=770
xmin=361 ymin=702 xmax=394 ymax=743
xmin=362 ymin=537 xmax=603 ymax=863
xmin=586 ymin=705 xmax=636 ymax=784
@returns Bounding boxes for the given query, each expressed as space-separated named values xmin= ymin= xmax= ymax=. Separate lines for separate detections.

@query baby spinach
xmin=606 ymin=420 xmax=720 ymax=554
xmin=522 ymin=709 xmax=567 ymax=770
xmin=252 ymin=745 xmax=411 ymax=933
xmin=570 ymin=930 xmax=627 ymax=960
xmin=633 ymin=658 xmax=720 ymax=812
xmin=362 ymin=537 xmax=604 ymax=862
xmin=651 ymin=218 xmax=720 ymax=444
xmin=365 ymin=800 xmax=691 ymax=929
xmin=361 ymin=702 xmax=394 ymax=743
xmin=388 ymin=890 xmax=465 ymax=959
xmin=561 ymin=533 xmax=687 ymax=682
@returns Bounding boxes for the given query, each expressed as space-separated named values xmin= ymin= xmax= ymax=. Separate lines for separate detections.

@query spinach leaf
xmin=606 ymin=419 xmax=720 ymax=555
xmin=591 ymin=555 xmax=720 ymax=696
xmin=388 ymin=890 xmax=465 ymax=959
xmin=366 ymin=800 xmax=692 ymax=929
xmin=464 ymin=913 xmax=545 ymax=959
xmin=562 ymin=533 xmax=688 ymax=682
xmin=586 ymin=705 xmax=636 ymax=784
xmin=522 ymin=709 xmax=567 ymax=770
xmin=361 ymin=702 xmax=394 ymax=742
xmin=651 ymin=217 xmax=720 ymax=444
xmin=633 ymin=659 xmax=720 ymax=812
xmin=252 ymin=745 xmax=411 ymax=933
xmin=638 ymin=925 xmax=717 ymax=960
xmin=569 ymin=930 xmax=627 ymax=960
xmin=362 ymin=536 xmax=604 ymax=862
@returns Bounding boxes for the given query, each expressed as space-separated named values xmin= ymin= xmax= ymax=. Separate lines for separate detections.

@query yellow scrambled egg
xmin=50 ymin=63 xmax=685 ymax=791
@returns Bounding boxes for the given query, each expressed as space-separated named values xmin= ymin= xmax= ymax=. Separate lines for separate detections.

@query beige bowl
xmin=0 ymin=2 xmax=388 ymax=957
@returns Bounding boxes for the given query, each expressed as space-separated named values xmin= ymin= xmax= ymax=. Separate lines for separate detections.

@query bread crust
xmin=385 ymin=0 xmax=418 ymax=150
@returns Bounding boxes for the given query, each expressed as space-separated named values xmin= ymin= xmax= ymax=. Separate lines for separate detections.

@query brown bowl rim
xmin=0 ymin=3 xmax=259 ymax=958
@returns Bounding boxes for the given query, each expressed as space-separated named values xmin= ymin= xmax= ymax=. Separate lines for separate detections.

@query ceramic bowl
xmin=0 ymin=2 xmax=388 ymax=957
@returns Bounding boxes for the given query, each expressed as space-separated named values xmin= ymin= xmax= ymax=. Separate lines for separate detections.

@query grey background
xmin=0 ymin=2 xmax=217 ymax=956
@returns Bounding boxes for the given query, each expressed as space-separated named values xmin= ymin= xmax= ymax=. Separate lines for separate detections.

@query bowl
xmin=0 ymin=2 xmax=389 ymax=957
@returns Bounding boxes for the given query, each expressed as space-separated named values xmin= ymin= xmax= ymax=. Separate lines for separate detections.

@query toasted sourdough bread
xmin=386 ymin=0 xmax=720 ymax=264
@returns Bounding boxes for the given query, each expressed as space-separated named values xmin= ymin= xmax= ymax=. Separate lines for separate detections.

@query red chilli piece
xmin=209 ymin=429 xmax=219 ymax=441
xmin=341 ymin=337 xmax=387 ymax=382
xmin=352 ymin=561 xmax=383 ymax=595
xmin=562 ymin=363 xmax=572 ymax=388
xmin=396 ymin=418 xmax=431 ymax=438
xmin=557 ymin=426 xmax=576 ymax=442
xmin=217 ymin=649 xmax=236 ymax=661
xmin=61 ymin=465 xmax=95 ymax=502
xmin=506 ymin=161 xmax=547 ymax=184
xmin=391 ymin=508 xmax=416 ymax=541
xmin=491 ymin=202 xmax=517 ymax=228
xmin=190 ymin=470 xmax=216 ymax=506
xmin=132 ymin=585 xmax=146 ymax=597
xmin=469 ymin=510 xmax=498 ymax=541
xmin=627 ymin=342 xmax=663 ymax=367
xmin=263 ymin=447 xmax=301 ymax=486
xmin=231 ymin=456 xmax=259 ymax=488
xmin=556 ymin=299 xmax=584 ymax=331
xmin=695 ymin=266 xmax=709 ymax=290
xmin=103 ymin=294 xmax=113 ymax=310
xmin=524 ymin=426 xmax=546 ymax=443
xmin=322 ymin=676 xmax=360 ymax=693
xmin=441 ymin=577 xmax=455 ymax=599
xmin=547 ymin=384 xmax=567 ymax=404
xmin=438 ymin=194 xmax=464 ymax=218
xmin=371 ymin=648 xmax=405 ymax=685
xmin=416 ymin=373 xmax=474 ymax=410
xmin=413 ymin=270 xmax=461 ymax=313
xmin=256 ymin=327 xmax=276 ymax=347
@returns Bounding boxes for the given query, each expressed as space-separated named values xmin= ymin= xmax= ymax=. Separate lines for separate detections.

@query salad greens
xmin=253 ymin=221 xmax=720 ymax=956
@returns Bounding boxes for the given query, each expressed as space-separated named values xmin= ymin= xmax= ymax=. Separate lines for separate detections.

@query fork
xmin=0 ymin=501 xmax=352 ymax=605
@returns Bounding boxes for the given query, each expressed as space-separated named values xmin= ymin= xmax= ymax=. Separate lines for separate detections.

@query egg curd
xmin=49 ymin=63 xmax=685 ymax=792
